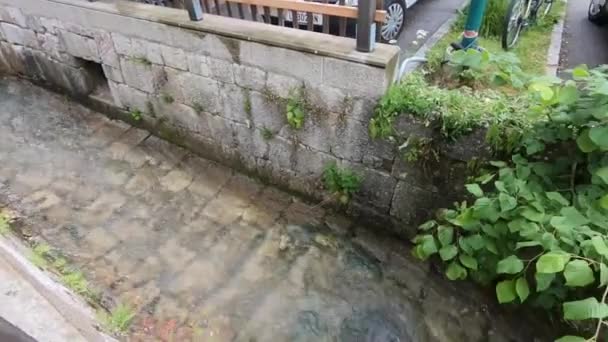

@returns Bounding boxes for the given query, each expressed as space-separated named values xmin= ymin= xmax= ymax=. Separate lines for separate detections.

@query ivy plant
xmin=413 ymin=65 xmax=608 ymax=341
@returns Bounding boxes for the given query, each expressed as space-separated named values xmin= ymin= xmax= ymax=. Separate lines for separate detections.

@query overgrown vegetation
xmin=244 ymin=90 xmax=252 ymax=116
xmin=322 ymin=163 xmax=362 ymax=204
xmin=130 ymin=56 xmax=152 ymax=66
xmin=192 ymin=101 xmax=204 ymax=114
xmin=0 ymin=212 xmax=10 ymax=235
xmin=100 ymin=303 xmax=136 ymax=335
xmin=409 ymin=61 xmax=608 ymax=340
xmin=370 ymin=69 xmax=536 ymax=146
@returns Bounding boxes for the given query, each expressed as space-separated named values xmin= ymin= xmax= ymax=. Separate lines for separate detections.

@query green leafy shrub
xmin=323 ymin=163 xmax=362 ymax=204
xmin=101 ymin=303 xmax=136 ymax=334
xmin=412 ymin=65 xmax=608 ymax=340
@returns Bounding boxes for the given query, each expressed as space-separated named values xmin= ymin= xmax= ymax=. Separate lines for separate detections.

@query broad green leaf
xmin=413 ymin=235 xmax=437 ymax=260
xmin=459 ymin=254 xmax=478 ymax=270
xmin=497 ymin=255 xmax=524 ymax=274
xmin=449 ymin=208 xmax=480 ymax=230
xmin=498 ymin=193 xmax=517 ymax=212
xmin=535 ymin=272 xmax=555 ymax=291
xmin=489 ymin=161 xmax=507 ymax=168
xmin=564 ymin=260 xmax=595 ymax=287
xmin=496 ymin=280 xmax=517 ymax=304
xmin=546 ymin=192 xmax=569 ymax=206
xmin=572 ymin=65 xmax=590 ymax=79
xmin=601 ymin=263 xmax=608 ymax=287
xmin=462 ymin=234 xmax=485 ymax=251
xmin=418 ymin=220 xmax=436 ymax=231
xmin=600 ymin=194 xmax=608 ymax=210
xmin=555 ymin=336 xmax=586 ymax=342
xmin=520 ymin=208 xmax=544 ymax=223
xmin=474 ymin=198 xmax=500 ymax=223
xmin=439 ymin=245 xmax=458 ymax=261
xmin=563 ymin=297 xmax=608 ymax=320
xmin=576 ymin=129 xmax=597 ymax=153
xmin=596 ymin=167 xmax=608 ymax=185
xmin=437 ymin=226 xmax=454 ymax=246
xmin=589 ymin=126 xmax=608 ymax=149
xmin=465 ymin=184 xmax=483 ymax=197
xmin=551 ymin=207 xmax=590 ymax=230
xmin=536 ymin=252 xmax=571 ymax=273
xmin=515 ymin=277 xmax=530 ymax=302
xmin=591 ymin=236 xmax=608 ymax=257
xmin=445 ymin=261 xmax=467 ymax=280
xmin=529 ymin=83 xmax=554 ymax=101
xmin=557 ymin=85 xmax=578 ymax=105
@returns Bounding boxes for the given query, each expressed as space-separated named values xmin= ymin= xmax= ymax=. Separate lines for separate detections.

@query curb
xmin=546 ymin=0 xmax=568 ymax=75
xmin=0 ymin=234 xmax=116 ymax=342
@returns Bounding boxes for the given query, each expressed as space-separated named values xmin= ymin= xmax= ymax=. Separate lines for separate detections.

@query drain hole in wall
xmin=77 ymin=58 xmax=111 ymax=102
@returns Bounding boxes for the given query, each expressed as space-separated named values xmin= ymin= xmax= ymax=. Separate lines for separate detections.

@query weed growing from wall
xmin=192 ymin=102 xmax=204 ymax=114
xmin=261 ymin=127 xmax=274 ymax=140
xmin=130 ymin=109 xmax=142 ymax=122
xmin=162 ymin=93 xmax=174 ymax=104
xmin=322 ymin=163 xmax=362 ymax=204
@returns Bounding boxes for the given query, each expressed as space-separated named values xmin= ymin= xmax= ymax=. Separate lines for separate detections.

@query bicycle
xmin=502 ymin=0 xmax=553 ymax=50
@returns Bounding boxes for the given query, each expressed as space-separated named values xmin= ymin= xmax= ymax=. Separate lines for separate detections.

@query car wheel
xmin=589 ymin=0 xmax=608 ymax=24
xmin=381 ymin=0 xmax=406 ymax=42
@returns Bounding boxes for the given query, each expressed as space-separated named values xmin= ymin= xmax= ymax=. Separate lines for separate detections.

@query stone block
xmin=389 ymin=179 xmax=434 ymax=224
xmin=111 ymin=33 xmax=132 ymax=56
xmin=208 ymin=57 xmax=234 ymax=84
xmin=108 ymin=81 xmax=123 ymax=108
xmin=154 ymin=100 xmax=205 ymax=133
xmin=0 ymin=7 xmax=27 ymax=28
xmin=198 ymin=112 xmax=236 ymax=148
xmin=218 ymin=83 xmax=250 ymax=124
xmin=25 ymin=16 xmax=44 ymax=33
xmin=267 ymin=135 xmax=297 ymax=171
xmin=102 ymin=64 xmax=123 ymax=83
xmin=186 ymin=53 xmax=210 ymax=77
xmin=233 ymin=64 xmax=266 ymax=91
xmin=177 ymin=72 xmax=221 ymax=113
xmin=233 ymin=124 xmax=269 ymax=160
xmin=38 ymin=18 xmax=62 ymax=35
xmin=36 ymin=33 xmax=63 ymax=57
xmin=265 ymin=72 xmax=302 ymax=99
xmin=244 ymin=42 xmax=323 ymax=84
xmin=120 ymin=57 xmax=165 ymax=93
xmin=294 ymin=146 xmax=335 ymax=177
xmin=95 ymin=31 xmax=120 ymax=68
xmin=145 ymin=42 xmax=164 ymax=65
xmin=58 ymin=29 xmax=99 ymax=62
xmin=287 ymin=111 xmax=339 ymax=154
xmin=323 ymin=57 xmax=388 ymax=99
xmin=249 ymin=91 xmax=285 ymax=132
xmin=0 ymin=42 xmax=25 ymax=74
xmin=0 ymin=23 xmax=38 ymax=48
xmin=306 ymin=85 xmax=350 ymax=115
xmin=351 ymin=167 xmax=397 ymax=213
xmin=161 ymin=66 xmax=186 ymax=103
xmin=161 ymin=45 xmax=187 ymax=70
xmin=332 ymin=118 xmax=393 ymax=163
xmin=113 ymin=83 xmax=150 ymax=112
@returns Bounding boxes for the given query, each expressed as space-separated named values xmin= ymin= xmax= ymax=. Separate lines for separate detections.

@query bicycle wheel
xmin=534 ymin=0 xmax=553 ymax=19
xmin=502 ymin=0 xmax=527 ymax=50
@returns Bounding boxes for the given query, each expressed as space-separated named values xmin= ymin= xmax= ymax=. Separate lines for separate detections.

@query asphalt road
xmin=396 ymin=0 xmax=465 ymax=56
xmin=559 ymin=0 xmax=608 ymax=71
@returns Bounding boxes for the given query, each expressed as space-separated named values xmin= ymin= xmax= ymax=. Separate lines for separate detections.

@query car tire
xmin=381 ymin=0 xmax=406 ymax=42
xmin=589 ymin=0 xmax=608 ymax=25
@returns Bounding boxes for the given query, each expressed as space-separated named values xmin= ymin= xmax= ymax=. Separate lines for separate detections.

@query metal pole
xmin=356 ymin=0 xmax=376 ymax=52
xmin=460 ymin=0 xmax=488 ymax=49
xmin=185 ymin=0 xmax=204 ymax=21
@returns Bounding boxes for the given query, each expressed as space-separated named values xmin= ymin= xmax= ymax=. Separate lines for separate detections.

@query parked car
xmin=589 ymin=0 xmax=608 ymax=24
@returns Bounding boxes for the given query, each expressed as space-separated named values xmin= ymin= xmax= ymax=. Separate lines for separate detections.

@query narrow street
xmin=559 ymin=0 xmax=608 ymax=71
xmin=397 ymin=0 xmax=465 ymax=55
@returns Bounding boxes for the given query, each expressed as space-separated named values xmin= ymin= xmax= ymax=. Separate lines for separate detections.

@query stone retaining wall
xmin=0 ymin=0 xmax=462 ymax=234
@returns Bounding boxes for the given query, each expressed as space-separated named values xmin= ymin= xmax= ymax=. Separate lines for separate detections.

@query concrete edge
xmin=0 ymin=234 xmax=116 ymax=342
xmin=545 ymin=0 xmax=568 ymax=75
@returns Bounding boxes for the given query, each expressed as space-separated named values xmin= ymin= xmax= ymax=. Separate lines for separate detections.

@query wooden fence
xmin=124 ymin=0 xmax=385 ymax=51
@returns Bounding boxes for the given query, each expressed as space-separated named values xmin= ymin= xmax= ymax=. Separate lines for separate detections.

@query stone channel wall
xmin=0 ymin=0 xmax=453 ymax=233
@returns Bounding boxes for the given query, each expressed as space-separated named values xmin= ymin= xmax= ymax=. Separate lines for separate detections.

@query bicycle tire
xmin=533 ymin=0 xmax=553 ymax=20
xmin=502 ymin=0 xmax=526 ymax=50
